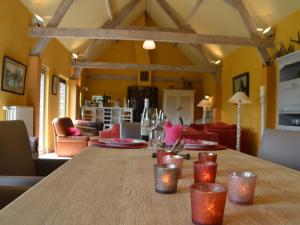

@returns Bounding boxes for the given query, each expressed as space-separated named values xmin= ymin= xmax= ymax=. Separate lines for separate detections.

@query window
xmin=38 ymin=67 xmax=46 ymax=153
xmin=59 ymin=78 xmax=67 ymax=117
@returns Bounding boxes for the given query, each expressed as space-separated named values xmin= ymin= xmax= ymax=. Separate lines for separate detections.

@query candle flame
xmin=203 ymin=172 xmax=211 ymax=182
xmin=205 ymin=201 xmax=216 ymax=215
xmin=240 ymin=185 xmax=249 ymax=195
xmin=162 ymin=175 xmax=170 ymax=184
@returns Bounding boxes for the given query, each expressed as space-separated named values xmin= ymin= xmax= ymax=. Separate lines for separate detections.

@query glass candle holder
xmin=154 ymin=164 xmax=179 ymax=194
xmin=191 ymin=183 xmax=227 ymax=225
xmin=227 ymin=171 xmax=257 ymax=205
xmin=156 ymin=150 xmax=174 ymax=165
xmin=194 ymin=161 xmax=217 ymax=184
xmin=198 ymin=152 xmax=217 ymax=163
xmin=162 ymin=155 xmax=184 ymax=178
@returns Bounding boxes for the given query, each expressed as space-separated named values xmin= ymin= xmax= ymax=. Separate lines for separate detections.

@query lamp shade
xmin=197 ymin=99 xmax=211 ymax=107
xmin=143 ymin=40 xmax=156 ymax=50
xmin=229 ymin=92 xmax=251 ymax=104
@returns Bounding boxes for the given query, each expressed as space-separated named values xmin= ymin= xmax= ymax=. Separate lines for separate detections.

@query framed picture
xmin=233 ymin=72 xmax=249 ymax=96
xmin=1 ymin=56 xmax=27 ymax=95
xmin=52 ymin=75 xmax=58 ymax=95
xmin=138 ymin=70 xmax=151 ymax=86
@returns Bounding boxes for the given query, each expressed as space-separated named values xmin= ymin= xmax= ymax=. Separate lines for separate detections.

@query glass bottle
xmin=141 ymin=98 xmax=151 ymax=141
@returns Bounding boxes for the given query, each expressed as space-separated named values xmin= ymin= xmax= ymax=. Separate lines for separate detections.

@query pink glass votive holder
xmin=198 ymin=152 xmax=217 ymax=163
xmin=156 ymin=150 xmax=175 ymax=165
xmin=191 ymin=183 xmax=227 ymax=225
xmin=162 ymin=155 xmax=184 ymax=178
xmin=154 ymin=164 xmax=179 ymax=194
xmin=227 ymin=171 xmax=257 ymax=205
xmin=194 ymin=161 xmax=217 ymax=184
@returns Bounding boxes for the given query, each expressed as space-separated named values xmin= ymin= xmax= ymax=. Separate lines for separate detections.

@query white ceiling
xmin=21 ymin=0 xmax=300 ymax=64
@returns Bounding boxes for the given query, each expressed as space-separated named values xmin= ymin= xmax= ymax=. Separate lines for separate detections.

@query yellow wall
xmin=84 ymin=40 xmax=207 ymax=120
xmin=84 ymin=14 xmax=210 ymax=120
xmin=0 ymin=0 xmax=71 ymax=151
xmin=220 ymin=8 xmax=300 ymax=155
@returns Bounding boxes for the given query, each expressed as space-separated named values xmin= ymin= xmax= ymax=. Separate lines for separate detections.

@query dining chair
xmin=258 ymin=129 xmax=300 ymax=171
xmin=120 ymin=122 xmax=141 ymax=139
xmin=0 ymin=120 xmax=68 ymax=209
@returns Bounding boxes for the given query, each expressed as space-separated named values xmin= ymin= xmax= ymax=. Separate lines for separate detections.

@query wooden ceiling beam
xmin=156 ymin=0 xmax=189 ymax=30
xmin=29 ymin=27 xmax=274 ymax=47
xmin=104 ymin=0 xmax=114 ymax=21
xmin=224 ymin=0 xmax=271 ymax=64
xmin=156 ymin=0 xmax=220 ymax=83
xmin=72 ymin=61 xmax=221 ymax=73
xmin=185 ymin=0 xmax=204 ymax=24
xmin=31 ymin=0 xmax=74 ymax=56
xmin=72 ymin=0 xmax=141 ymax=78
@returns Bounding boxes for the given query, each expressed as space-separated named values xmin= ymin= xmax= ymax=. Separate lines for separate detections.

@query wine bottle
xmin=141 ymin=98 xmax=151 ymax=141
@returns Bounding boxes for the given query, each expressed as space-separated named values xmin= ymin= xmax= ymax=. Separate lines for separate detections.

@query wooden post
xmin=26 ymin=56 xmax=42 ymax=136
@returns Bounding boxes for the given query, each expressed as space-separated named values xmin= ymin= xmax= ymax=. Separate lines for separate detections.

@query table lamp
xmin=197 ymin=99 xmax=211 ymax=124
xmin=228 ymin=92 xmax=251 ymax=151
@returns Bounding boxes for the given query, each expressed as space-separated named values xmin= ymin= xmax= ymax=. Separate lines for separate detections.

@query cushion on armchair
xmin=67 ymin=127 xmax=81 ymax=136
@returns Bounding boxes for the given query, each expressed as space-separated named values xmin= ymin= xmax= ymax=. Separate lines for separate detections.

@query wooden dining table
xmin=0 ymin=146 xmax=299 ymax=225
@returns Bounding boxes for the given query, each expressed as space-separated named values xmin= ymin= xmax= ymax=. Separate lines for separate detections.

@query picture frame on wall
xmin=52 ymin=75 xmax=58 ymax=95
xmin=233 ymin=72 xmax=249 ymax=96
xmin=1 ymin=56 xmax=27 ymax=95
xmin=138 ymin=70 xmax=151 ymax=86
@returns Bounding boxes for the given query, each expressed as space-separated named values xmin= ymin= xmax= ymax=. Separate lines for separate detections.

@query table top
xmin=0 ymin=147 xmax=299 ymax=225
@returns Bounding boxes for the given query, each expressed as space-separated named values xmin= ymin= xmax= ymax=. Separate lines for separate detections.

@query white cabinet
xmin=82 ymin=107 xmax=133 ymax=129
xmin=163 ymin=89 xmax=194 ymax=125
xmin=276 ymin=49 xmax=300 ymax=131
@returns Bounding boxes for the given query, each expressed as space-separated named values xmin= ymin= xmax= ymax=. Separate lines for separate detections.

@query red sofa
xmin=189 ymin=122 xmax=250 ymax=154
xmin=181 ymin=127 xmax=219 ymax=142
xmin=99 ymin=124 xmax=120 ymax=139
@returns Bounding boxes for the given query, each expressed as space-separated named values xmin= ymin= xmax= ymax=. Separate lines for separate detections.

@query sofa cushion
xmin=205 ymin=122 xmax=235 ymax=130
xmin=67 ymin=127 xmax=81 ymax=136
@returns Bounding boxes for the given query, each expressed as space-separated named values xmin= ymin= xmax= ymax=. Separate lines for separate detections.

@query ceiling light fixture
xmin=72 ymin=53 xmax=79 ymax=59
xmin=256 ymin=28 xmax=264 ymax=32
xmin=71 ymin=52 xmax=79 ymax=62
xmin=212 ymin=60 xmax=221 ymax=65
xmin=262 ymin=26 xmax=272 ymax=35
xmin=143 ymin=40 xmax=156 ymax=50
xmin=32 ymin=14 xmax=44 ymax=27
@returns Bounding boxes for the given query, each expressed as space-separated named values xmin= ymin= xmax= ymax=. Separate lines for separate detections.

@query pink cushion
xmin=164 ymin=122 xmax=183 ymax=146
xmin=67 ymin=127 xmax=81 ymax=136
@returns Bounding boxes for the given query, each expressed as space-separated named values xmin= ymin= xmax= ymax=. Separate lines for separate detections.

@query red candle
xmin=162 ymin=155 xmax=184 ymax=178
xmin=191 ymin=183 xmax=227 ymax=225
xmin=198 ymin=152 xmax=217 ymax=163
xmin=156 ymin=150 xmax=174 ymax=165
xmin=227 ymin=171 xmax=257 ymax=205
xmin=193 ymin=161 xmax=217 ymax=184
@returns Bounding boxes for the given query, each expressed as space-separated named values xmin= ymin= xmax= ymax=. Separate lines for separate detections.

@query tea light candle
xmin=194 ymin=161 xmax=217 ymax=184
xmin=191 ymin=183 xmax=227 ymax=225
xmin=156 ymin=150 xmax=174 ymax=165
xmin=198 ymin=152 xmax=217 ymax=163
xmin=162 ymin=155 xmax=184 ymax=178
xmin=227 ymin=171 xmax=257 ymax=205
xmin=154 ymin=164 xmax=179 ymax=194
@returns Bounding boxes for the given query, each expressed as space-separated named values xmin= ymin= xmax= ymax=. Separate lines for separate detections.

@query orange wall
xmin=83 ymin=13 xmax=209 ymax=121
xmin=220 ymin=8 xmax=300 ymax=155
xmin=84 ymin=39 xmax=207 ymax=120
xmin=0 ymin=0 xmax=72 ymax=151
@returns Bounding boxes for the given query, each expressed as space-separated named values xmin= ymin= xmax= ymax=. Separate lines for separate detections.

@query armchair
xmin=52 ymin=117 xmax=97 ymax=157
xmin=0 ymin=120 xmax=67 ymax=209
